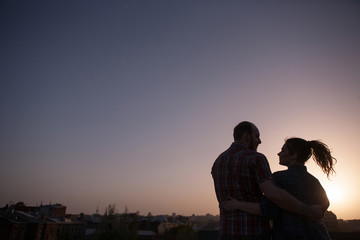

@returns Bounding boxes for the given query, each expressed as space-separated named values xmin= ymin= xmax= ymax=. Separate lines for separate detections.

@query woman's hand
xmin=221 ymin=197 xmax=262 ymax=215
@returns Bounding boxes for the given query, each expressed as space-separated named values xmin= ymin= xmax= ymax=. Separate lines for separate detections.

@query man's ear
xmin=240 ymin=132 xmax=250 ymax=145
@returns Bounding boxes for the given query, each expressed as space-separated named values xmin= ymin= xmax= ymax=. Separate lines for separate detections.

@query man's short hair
xmin=233 ymin=121 xmax=253 ymax=142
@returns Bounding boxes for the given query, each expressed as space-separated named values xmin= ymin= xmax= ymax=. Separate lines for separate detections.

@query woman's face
xmin=278 ymin=143 xmax=297 ymax=167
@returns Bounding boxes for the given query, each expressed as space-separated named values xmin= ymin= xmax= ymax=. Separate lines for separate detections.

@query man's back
xmin=212 ymin=142 xmax=272 ymax=237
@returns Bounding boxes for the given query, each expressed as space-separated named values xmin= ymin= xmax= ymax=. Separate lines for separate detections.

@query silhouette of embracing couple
xmin=212 ymin=121 xmax=336 ymax=240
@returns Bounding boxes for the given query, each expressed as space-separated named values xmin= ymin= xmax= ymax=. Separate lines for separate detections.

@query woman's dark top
xmin=260 ymin=165 xmax=332 ymax=240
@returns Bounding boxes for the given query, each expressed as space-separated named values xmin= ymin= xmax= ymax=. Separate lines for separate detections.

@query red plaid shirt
xmin=211 ymin=142 xmax=272 ymax=237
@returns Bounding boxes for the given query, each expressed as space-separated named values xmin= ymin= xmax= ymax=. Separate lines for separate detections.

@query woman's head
xmin=284 ymin=138 xmax=312 ymax=164
xmin=283 ymin=137 xmax=336 ymax=178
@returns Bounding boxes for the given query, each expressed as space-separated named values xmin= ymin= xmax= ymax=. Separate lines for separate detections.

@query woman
xmin=222 ymin=137 xmax=336 ymax=240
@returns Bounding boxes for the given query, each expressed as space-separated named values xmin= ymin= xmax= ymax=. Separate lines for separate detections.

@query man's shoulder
xmin=240 ymin=150 xmax=267 ymax=160
xmin=213 ymin=144 xmax=267 ymax=164
xmin=254 ymin=151 xmax=266 ymax=158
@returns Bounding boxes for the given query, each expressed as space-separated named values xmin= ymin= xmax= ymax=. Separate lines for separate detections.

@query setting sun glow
xmin=325 ymin=185 xmax=346 ymax=205
xmin=1 ymin=1 xmax=360 ymax=220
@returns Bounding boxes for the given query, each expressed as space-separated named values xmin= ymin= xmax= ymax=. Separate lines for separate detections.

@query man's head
xmin=233 ymin=121 xmax=261 ymax=151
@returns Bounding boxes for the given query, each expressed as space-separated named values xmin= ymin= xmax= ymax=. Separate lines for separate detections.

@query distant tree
xmin=96 ymin=204 xmax=139 ymax=240
xmin=168 ymin=225 xmax=198 ymax=240
xmin=124 ymin=205 xmax=128 ymax=214
xmin=118 ymin=212 xmax=139 ymax=240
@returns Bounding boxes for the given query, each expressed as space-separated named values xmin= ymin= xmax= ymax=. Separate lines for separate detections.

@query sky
xmin=1 ymin=0 xmax=360 ymax=220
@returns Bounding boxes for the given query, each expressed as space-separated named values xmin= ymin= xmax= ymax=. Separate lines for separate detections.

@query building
xmin=38 ymin=204 xmax=66 ymax=218
xmin=0 ymin=202 xmax=85 ymax=240
xmin=323 ymin=210 xmax=338 ymax=231
xmin=338 ymin=219 xmax=360 ymax=232
xmin=0 ymin=211 xmax=57 ymax=240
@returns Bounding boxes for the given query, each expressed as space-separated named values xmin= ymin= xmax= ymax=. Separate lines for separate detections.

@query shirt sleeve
xmin=254 ymin=154 xmax=273 ymax=184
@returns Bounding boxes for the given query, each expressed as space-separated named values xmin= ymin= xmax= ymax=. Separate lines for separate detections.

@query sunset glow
xmin=324 ymin=184 xmax=346 ymax=206
xmin=1 ymin=0 xmax=360 ymax=220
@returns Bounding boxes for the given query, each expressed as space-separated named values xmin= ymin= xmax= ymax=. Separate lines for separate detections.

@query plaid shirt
xmin=212 ymin=142 xmax=272 ymax=237
xmin=260 ymin=165 xmax=331 ymax=240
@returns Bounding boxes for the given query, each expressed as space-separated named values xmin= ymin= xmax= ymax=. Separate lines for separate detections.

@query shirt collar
xmin=230 ymin=142 xmax=249 ymax=149
xmin=288 ymin=164 xmax=307 ymax=171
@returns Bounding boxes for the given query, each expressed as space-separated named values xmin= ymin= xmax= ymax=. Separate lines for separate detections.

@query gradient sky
xmin=1 ymin=0 xmax=360 ymax=220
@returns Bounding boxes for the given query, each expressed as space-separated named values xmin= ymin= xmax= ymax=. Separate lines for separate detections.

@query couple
xmin=211 ymin=121 xmax=336 ymax=240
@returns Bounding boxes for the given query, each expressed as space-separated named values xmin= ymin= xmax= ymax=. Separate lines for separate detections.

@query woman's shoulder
xmin=273 ymin=168 xmax=321 ymax=184
xmin=273 ymin=169 xmax=288 ymax=177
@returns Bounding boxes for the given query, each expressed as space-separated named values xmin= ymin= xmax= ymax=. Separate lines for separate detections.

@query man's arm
xmin=259 ymin=179 xmax=323 ymax=219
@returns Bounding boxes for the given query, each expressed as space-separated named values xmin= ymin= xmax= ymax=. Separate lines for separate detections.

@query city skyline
xmin=0 ymin=200 xmax=347 ymax=219
xmin=1 ymin=1 xmax=360 ymax=220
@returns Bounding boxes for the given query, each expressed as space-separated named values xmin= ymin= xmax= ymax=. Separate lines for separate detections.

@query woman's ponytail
xmin=308 ymin=140 xmax=336 ymax=178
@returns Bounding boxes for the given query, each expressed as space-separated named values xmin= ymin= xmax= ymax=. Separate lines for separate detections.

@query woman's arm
xmin=221 ymin=197 xmax=262 ymax=216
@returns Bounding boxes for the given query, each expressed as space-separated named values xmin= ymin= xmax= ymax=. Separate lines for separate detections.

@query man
xmin=212 ymin=121 xmax=320 ymax=240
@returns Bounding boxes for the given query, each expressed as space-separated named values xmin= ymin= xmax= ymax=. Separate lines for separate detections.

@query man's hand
xmin=302 ymin=204 xmax=324 ymax=221
xmin=221 ymin=197 xmax=240 ymax=211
